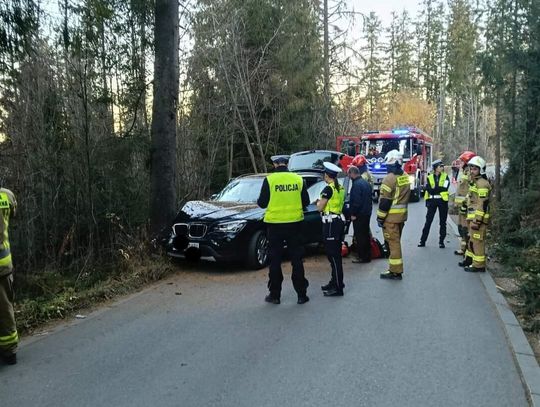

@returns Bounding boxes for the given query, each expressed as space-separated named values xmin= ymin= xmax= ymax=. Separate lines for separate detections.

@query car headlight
xmin=409 ymin=175 xmax=415 ymax=184
xmin=213 ymin=220 xmax=247 ymax=234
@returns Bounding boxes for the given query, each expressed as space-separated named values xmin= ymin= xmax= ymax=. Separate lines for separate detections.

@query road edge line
xmin=448 ymin=216 xmax=540 ymax=406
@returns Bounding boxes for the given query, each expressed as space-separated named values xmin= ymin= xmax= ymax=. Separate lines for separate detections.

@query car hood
xmin=173 ymin=200 xmax=264 ymax=223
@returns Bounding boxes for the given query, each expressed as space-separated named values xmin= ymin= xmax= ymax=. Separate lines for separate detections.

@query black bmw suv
xmin=164 ymin=172 xmax=330 ymax=269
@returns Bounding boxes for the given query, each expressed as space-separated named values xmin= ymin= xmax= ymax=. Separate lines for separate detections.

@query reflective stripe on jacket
xmin=0 ymin=189 xmax=15 ymax=276
xmin=377 ymin=173 xmax=411 ymax=223
xmin=466 ymin=176 xmax=491 ymax=224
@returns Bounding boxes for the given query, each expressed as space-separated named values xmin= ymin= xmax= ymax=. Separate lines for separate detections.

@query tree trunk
xmin=495 ymin=87 xmax=502 ymax=202
xmin=150 ymin=0 xmax=179 ymax=236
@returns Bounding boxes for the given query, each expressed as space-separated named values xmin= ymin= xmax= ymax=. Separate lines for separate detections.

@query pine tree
xmin=361 ymin=11 xmax=385 ymax=128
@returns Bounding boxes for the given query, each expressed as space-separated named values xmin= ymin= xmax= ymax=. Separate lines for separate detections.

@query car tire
xmin=246 ymin=230 xmax=268 ymax=270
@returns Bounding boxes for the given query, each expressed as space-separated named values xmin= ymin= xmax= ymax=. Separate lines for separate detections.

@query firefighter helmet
xmin=351 ymin=154 xmax=367 ymax=167
xmin=384 ymin=150 xmax=403 ymax=165
xmin=458 ymin=151 xmax=476 ymax=164
xmin=468 ymin=156 xmax=486 ymax=174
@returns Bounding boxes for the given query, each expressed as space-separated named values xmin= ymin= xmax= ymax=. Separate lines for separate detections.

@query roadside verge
xmin=448 ymin=217 xmax=540 ymax=406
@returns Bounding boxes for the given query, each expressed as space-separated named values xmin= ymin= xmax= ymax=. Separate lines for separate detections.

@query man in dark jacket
xmin=347 ymin=165 xmax=373 ymax=263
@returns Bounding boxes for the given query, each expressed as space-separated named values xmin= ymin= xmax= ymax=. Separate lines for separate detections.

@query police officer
xmin=460 ymin=156 xmax=491 ymax=272
xmin=418 ymin=159 xmax=450 ymax=248
xmin=257 ymin=155 xmax=310 ymax=304
xmin=318 ymin=162 xmax=346 ymax=296
xmin=377 ymin=150 xmax=411 ymax=280
xmin=0 ymin=184 xmax=18 ymax=365
xmin=454 ymin=151 xmax=476 ymax=256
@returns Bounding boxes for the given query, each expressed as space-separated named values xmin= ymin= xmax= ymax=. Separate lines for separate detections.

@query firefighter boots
xmin=464 ymin=266 xmax=486 ymax=273
xmin=380 ymin=271 xmax=403 ymax=280
xmin=459 ymin=257 xmax=472 ymax=267
xmin=2 ymin=352 xmax=16 ymax=365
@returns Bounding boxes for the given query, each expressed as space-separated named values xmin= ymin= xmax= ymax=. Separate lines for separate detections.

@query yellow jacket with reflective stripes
xmin=377 ymin=172 xmax=411 ymax=223
xmin=0 ymin=188 xmax=16 ymax=276
xmin=455 ymin=167 xmax=470 ymax=206
xmin=466 ymin=176 xmax=491 ymax=224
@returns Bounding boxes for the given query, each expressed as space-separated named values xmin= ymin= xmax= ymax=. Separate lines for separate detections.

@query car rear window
xmin=288 ymin=152 xmax=339 ymax=171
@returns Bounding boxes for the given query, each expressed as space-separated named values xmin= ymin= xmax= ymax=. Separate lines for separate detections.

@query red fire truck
xmin=337 ymin=128 xmax=433 ymax=202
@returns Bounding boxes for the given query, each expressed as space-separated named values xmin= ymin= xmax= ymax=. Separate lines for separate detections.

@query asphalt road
xmin=0 ymin=202 xmax=528 ymax=407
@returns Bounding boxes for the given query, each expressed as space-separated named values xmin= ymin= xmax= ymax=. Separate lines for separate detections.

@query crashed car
xmin=164 ymin=172 xmax=328 ymax=269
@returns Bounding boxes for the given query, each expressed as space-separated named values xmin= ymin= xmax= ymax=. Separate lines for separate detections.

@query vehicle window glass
xmin=214 ymin=178 xmax=264 ymax=203
xmin=288 ymin=152 xmax=338 ymax=171
xmin=364 ymin=139 xmax=411 ymax=159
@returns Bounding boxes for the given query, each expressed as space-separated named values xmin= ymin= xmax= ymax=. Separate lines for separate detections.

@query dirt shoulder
xmin=492 ymin=271 xmax=540 ymax=362
xmin=449 ymin=213 xmax=540 ymax=364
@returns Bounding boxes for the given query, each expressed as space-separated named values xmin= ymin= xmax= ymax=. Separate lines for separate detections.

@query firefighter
xmin=418 ymin=159 xmax=450 ymax=248
xmin=454 ymin=151 xmax=476 ymax=256
xmin=257 ymin=155 xmax=310 ymax=304
xmin=460 ymin=156 xmax=491 ymax=272
xmin=0 ymin=184 xmax=18 ymax=365
xmin=377 ymin=150 xmax=411 ymax=280
xmin=351 ymin=154 xmax=374 ymax=188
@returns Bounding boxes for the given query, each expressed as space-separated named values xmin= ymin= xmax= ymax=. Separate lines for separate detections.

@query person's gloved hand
xmin=377 ymin=218 xmax=385 ymax=228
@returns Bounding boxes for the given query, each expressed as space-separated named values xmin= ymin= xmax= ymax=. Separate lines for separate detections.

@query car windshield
xmin=288 ymin=152 xmax=339 ymax=171
xmin=364 ymin=139 xmax=411 ymax=159
xmin=214 ymin=178 xmax=264 ymax=203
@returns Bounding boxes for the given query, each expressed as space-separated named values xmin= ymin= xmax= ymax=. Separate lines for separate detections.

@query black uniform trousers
xmin=266 ymin=222 xmax=308 ymax=298
xmin=323 ymin=218 xmax=344 ymax=290
xmin=420 ymin=199 xmax=448 ymax=244
xmin=353 ymin=214 xmax=371 ymax=261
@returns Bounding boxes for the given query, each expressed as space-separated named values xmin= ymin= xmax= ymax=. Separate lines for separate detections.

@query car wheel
xmin=246 ymin=230 xmax=268 ymax=270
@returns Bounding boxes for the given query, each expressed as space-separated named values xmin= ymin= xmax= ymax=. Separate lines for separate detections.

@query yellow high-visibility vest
xmin=424 ymin=172 xmax=449 ymax=201
xmin=264 ymin=172 xmax=304 ymax=223
xmin=323 ymin=183 xmax=345 ymax=215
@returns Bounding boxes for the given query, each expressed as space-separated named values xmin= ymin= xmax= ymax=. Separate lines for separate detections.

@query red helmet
xmin=458 ymin=151 xmax=476 ymax=164
xmin=351 ymin=154 xmax=367 ymax=167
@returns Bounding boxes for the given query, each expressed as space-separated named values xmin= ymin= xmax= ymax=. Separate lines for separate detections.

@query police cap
xmin=271 ymin=155 xmax=290 ymax=164
xmin=432 ymin=159 xmax=444 ymax=169
xmin=323 ymin=162 xmax=341 ymax=178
